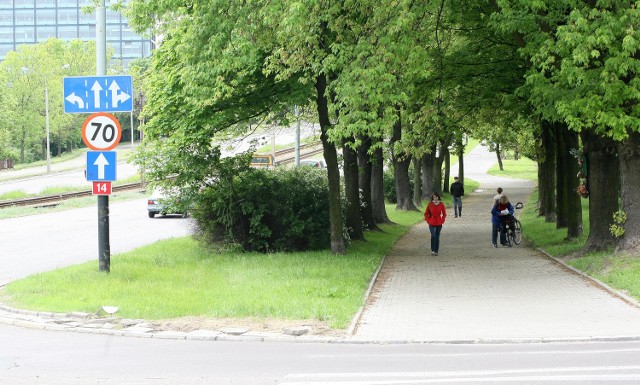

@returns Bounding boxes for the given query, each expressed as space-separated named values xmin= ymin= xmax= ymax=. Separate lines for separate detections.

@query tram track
xmin=0 ymin=143 xmax=325 ymax=209
xmin=0 ymin=182 xmax=144 ymax=209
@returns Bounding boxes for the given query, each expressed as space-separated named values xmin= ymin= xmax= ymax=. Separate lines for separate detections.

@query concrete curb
xmin=537 ymin=248 xmax=640 ymax=310
xmin=3 ymin=291 xmax=640 ymax=345
xmin=347 ymin=253 xmax=386 ymax=337
xmin=0 ymin=303 xmax=340 ymax=343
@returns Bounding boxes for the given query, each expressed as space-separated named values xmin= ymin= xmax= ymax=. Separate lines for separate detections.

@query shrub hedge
xmin=192 ymin=166 xmax=332 ymax=252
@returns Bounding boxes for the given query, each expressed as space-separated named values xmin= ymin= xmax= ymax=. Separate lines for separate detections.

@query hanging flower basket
xmin=576 ymin=184 xmax=589 ymax=198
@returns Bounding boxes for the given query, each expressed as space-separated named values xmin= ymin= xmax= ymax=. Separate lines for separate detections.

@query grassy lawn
xmin=1 ymin=204 xmax=423 ymax=329
xmin=486 ymin=157 xmax=538 ymax=181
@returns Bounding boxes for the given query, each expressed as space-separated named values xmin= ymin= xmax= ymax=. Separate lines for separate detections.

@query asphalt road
xmin=0 ymin=198 xmax=192 ymax=286
xmin=2 ymin=324 xmax=640 ymax=384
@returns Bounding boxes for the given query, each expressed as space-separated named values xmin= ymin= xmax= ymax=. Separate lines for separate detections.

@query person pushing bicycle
xmin=491 ymin=195 xmax=514 ymax=247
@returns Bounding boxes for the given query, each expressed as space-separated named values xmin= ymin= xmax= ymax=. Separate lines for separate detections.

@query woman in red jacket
xmin=424 ymin=192 xmax=447 ymax=256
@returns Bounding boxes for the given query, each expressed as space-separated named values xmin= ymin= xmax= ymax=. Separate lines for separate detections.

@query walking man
xmin=450 ymin=176 xmax=464 ymax=218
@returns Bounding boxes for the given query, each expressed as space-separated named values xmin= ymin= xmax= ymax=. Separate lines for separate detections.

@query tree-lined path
xmin=353 ymin=144 xmax=640 ymax=342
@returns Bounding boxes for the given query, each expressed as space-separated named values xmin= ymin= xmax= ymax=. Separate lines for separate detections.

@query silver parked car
xmin=147 ymin=189 xmax=189 ymax=218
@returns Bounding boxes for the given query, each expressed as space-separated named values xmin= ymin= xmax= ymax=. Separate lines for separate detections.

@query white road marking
xmin=283 ymin=366 xmax=640 ymax=384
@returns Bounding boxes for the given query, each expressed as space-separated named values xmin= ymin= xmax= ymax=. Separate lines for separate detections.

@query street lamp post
xmin=22 ymin=63 xmax=69 ymax=174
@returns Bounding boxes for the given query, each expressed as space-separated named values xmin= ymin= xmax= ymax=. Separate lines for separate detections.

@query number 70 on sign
xmin=82 ymin=112 xmax=122 ymax=151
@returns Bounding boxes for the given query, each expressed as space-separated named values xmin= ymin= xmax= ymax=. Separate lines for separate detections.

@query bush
xmin=192 ymin=166 xmax=332 ymax=252
xmin=383 ymin=169 xmax=397 ymax=203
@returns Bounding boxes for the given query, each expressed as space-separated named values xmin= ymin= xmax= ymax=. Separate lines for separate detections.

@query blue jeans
xmin=429 ymin=225 xmax=442 ymax=252
xmin=492 ymin=222 xmax=506 ymax=245
xmin=453 ymin=196 xmax=462 ymax=216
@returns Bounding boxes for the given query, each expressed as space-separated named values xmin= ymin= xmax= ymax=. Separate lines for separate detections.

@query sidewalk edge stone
xmin=537 ymin=248 xmax=640 ymax=309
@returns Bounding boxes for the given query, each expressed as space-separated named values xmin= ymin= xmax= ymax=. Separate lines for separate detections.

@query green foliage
xmin=0 ymin=39 xmax=98 ymax=164
xmin=192 ymin=165 xmax=336 ymax=252
xmin=610 ymin=210 xmax=627 ymax=238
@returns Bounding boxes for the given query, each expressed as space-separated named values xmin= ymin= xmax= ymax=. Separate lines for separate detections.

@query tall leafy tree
xmin=0 ymin=39 xmax=96 ymax=163
xmin=127 ymin=0 xmax=351 ymax=252
xmin=548 ymin=3 xmax=640 ymax=252
xmin=506 ymin=1 xmax=640 ymax=251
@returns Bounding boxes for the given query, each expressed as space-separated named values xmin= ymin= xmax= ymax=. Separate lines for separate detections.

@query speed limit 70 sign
xmin=82 ymin=112 xmax=122 ymax=151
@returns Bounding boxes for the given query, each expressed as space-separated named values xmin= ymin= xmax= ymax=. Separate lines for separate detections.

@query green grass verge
xmin=518 ymin=189 xmax=589 ymax=256
xmin=567 ymin=252 xmax=640 ymax=299
xmin=1 ymin=204 xmax=423 ymax=329
xmin=486 ymin=157 xmax=538 ymax=181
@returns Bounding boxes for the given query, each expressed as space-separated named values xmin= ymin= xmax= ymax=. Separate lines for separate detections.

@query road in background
xmin=0 ymin=144 xmax=138 ymax=195
xmin=0 ymin=198 xmax=191 ymax=286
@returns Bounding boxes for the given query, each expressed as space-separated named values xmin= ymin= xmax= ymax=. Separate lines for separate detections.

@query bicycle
xmin=500 ymin=202 xmax=524 ymax=247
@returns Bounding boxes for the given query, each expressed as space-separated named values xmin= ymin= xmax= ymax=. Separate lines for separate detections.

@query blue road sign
xmin=86 ymin=151 xmax=117 ymax=182
xmin=64 ymin=75 xmax=133 ymax=113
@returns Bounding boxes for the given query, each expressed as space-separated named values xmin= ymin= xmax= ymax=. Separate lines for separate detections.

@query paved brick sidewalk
xmin=352 ymin=146 xmax=640 ymax=343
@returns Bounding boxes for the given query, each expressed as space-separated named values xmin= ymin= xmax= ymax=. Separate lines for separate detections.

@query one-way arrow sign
xmin=86 ymin=151 xmax=117 ymax=182
xmin=64 ymin=76 xmax=133 ymax=113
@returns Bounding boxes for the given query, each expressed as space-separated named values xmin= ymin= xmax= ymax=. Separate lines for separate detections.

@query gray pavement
xmin=2 ymin=144 xmax=640 ymax=344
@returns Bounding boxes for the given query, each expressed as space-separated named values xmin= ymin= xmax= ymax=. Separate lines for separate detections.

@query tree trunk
xmin=421 ymin=149 xmax=436 ymax=197
xmin=495 ymin=143 xmax=504 ymax=171
xmin=394 ymin=155 xmax=416 ymax=210
xmin=563 ymin=127 xmax=583 ymax=239
xmin=443 ymin=148 xmax=450 ymax=194
xmin=315 ymin=73 xmax=345 ymax=254
xmin=412 ymin=156 xmax=423 ymax=208
xmin=580 ymin=129 xmax=618 ymax=251
xmin=343 ymin=136 xmax=364 ymax=241
xmin=616 ymin=131 xmax=640 ymax=253
xmin=457 ymin=137 xmax=465 ymax=184
xmin=390 ymin=109 xmax=418 ymax=211
xmin=433 ymin=144 xmax=444 ymax=195
xmin=371 ymin=144 xmax=392 ymax=224
xmin=20 ymin=129 xmax=26 ymax=163
xmin=538 ymin=120 xmax=556 ymax=222
xmin=357 ymin=135 xmax=381 ymax=231
xmin=555 ymin=122 xmax=568 ymax=229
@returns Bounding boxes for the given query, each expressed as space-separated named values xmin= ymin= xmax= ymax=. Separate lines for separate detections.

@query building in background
xmin=0 ymin=0 xmax=153 ymax=68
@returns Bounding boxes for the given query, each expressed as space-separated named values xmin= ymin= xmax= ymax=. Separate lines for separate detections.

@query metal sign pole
xmin=96 ymin=0 xmax=110 ymax=273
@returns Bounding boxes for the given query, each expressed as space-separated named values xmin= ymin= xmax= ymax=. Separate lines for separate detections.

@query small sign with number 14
xmin=93 ymin=182 xmax=112 ymax=196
